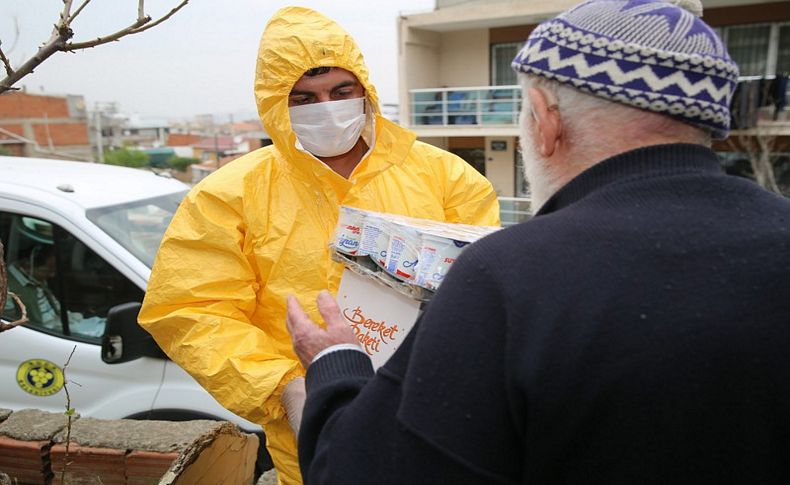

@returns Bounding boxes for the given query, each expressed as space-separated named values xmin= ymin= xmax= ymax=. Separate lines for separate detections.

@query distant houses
xmin=0 ymin=90 xmax=271 ymax=185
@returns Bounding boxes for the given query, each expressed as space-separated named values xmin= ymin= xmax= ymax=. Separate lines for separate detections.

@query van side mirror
xmin=101 ymin=302 xmax=165 ymax=363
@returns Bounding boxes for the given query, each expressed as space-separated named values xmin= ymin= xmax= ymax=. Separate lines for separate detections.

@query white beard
xmin=519 ymin=116 xmax=562 ymax=214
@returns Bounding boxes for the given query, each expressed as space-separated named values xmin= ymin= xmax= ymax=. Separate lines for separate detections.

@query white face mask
xmin=289 ymin=97 xmax=366 ymax=158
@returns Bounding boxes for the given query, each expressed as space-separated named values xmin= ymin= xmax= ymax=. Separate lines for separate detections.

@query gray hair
xmin=518 ymin=74 xmax=712 ymax=163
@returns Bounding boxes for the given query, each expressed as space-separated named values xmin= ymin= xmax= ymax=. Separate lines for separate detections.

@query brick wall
xmin=0 ymin=92 xmax=90 ymax=152
xmin=0 ymin=409 xmax=258 ymax=485
xmin=167 ymin=134 xmax=203 ymax=146
xmin=0 ymin=93 xmax=71 ymax=119
xmin=31 ymin=123 xmax=89 ymax=146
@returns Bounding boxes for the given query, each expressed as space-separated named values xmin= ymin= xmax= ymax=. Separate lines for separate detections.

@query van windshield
xmin=86 ymin=190 xmax=188 ymax=268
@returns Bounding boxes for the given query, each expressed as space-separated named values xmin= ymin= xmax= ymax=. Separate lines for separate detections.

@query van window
xmin=0 ymin=212 xmax=144 ymax=342
xmin=86 ymin=191 xmax=187 ymax=268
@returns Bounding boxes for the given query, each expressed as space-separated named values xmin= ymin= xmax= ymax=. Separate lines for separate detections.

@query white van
xmin=0 ymin=156 xmax=270 ymax=469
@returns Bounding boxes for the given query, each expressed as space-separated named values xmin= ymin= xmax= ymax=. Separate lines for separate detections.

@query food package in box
xmin=332 ymin=206 xmax=367 ymax=256
xmin=331 ymin=206 xmax=499 ymax=292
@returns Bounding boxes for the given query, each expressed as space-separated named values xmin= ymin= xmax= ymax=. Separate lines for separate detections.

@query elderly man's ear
xmin=527 ymin=87 xmax=562 ymax=158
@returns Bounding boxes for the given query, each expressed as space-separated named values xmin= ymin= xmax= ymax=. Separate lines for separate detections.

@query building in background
xmin=91 ymin=103 xmax=173 ymax=161
xmin=398 ymin=0 xmax=790 ymax=215
xmin=0 ymin=91 xmax=91 ymax=160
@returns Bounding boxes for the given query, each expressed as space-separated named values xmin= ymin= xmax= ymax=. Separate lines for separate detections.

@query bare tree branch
xmin=65 ymin=0 xmax=189 ymax=50
xmin=68 ymin=0 xmax=94 ymax=24
xmin=0 ymin=32 xmax=71 ymax=92
xmin=65 ymin=17 xmax=149 ymax=51
xmin=0 ymin=293 xmax=29 ymax=333
xmin=732 ymin=127 xmax=782 ymax=194
xmin=60 ymin=345 xmax=78 ymax=485
xmin=0 ymin=0 xmax=189 ymax=94
xmin=57 ymin=0 xmax=76 ymax=37
xmin=1 ymin=240 xmax=29 ymax=333
xmin=124 ymin=0 xmax=189 ymax=37
xmin=0 ymin=41 xmax=13 ymax=76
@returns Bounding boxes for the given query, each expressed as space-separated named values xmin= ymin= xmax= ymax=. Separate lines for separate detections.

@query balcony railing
xmin=410 ymin=85 xmax=522 ymax=127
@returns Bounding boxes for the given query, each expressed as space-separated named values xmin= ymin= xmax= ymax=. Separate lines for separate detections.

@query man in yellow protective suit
xmin=139 ymin=6 xmax=499 ymax=484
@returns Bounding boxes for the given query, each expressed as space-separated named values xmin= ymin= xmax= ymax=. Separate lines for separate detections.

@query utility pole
xmin=94 ymin=107 xmax=104 ymax=163
xmin=214 ymin=130 xmax=220 ymax=170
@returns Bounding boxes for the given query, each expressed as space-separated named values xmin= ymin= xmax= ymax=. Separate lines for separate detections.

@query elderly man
xmin=139 ymin=6 xmax=499 ymax=484
xmin=287 ymin=0 xmax=790 ymax=483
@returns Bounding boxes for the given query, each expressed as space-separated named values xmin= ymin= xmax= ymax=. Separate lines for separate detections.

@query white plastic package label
xmin=358 ymin=213 xmax=390 ymax=268
xmin=332 ymin=206 xmax=366 ymax=255
xmin=415 ymin=234 xmax=469 ymax=290
xmin=385 ymin=223 xmax=422 ymax=281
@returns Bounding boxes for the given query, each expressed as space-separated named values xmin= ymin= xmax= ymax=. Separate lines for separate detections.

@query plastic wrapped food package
xmin=332 ymin=206 xmax=367 ymax=255
xmin=331 ymin=206 xmax=499 ymax=292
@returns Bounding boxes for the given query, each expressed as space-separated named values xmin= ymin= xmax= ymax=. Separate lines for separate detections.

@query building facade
xmin=0 ymin=91 xmax=91 ymax=160
xmin=398 ymin=0 xmax=790 ymax=204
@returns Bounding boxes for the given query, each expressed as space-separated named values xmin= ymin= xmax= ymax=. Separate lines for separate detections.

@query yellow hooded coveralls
xmin=139 ymin=6 xmax=500 ymax=484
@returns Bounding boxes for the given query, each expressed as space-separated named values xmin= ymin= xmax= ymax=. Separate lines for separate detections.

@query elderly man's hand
xmin=286 ymin=290 xmax=360 ymax=368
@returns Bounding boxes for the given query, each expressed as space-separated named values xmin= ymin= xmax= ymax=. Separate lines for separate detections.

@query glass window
xmin=491 ymin=42 xmax=521 ymax=86
xmin=1 ymin=212 xmax=144 ymax=342
xmin=447 ymin=90 xmax=478 ymax=125
xmin=726 ymin=24 xmax=771 ymax=76
xmin=515 ymin=145 xmax=529 ymax=198
xmin=481 ymin=87 xmax=521 ymax=124
xmin=450 ymin=148 xmax=486 ymax=176
xmin=86 ymin=191 xmax=186 ymax=268
xmin=2 ymin=214 xmax=62 ymax=333
xmin=777 ymin=25 xmax=790 ymax=75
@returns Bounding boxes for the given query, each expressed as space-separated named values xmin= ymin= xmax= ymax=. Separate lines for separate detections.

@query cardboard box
xmin=336 ymin=269 xmax=422 ymax=369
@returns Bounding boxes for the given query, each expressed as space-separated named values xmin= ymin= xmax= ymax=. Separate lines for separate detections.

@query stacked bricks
xmin=0 ymin=410 xmax=258 ymax=484
xmin=50 ymin=418 xmax=220 ymax=485
xmin=0 ymin=409 xmax=67 ymax=484
xmin=126 ymin=450 xmax=181 ymax=485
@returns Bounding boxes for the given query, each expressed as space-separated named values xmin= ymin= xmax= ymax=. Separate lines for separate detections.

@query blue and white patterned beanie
xmin=511 ymin=0 xmax=739 ymax=139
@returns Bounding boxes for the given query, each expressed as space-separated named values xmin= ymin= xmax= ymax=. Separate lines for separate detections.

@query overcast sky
xmin=0 ymin=0 xmax=436 ymax=121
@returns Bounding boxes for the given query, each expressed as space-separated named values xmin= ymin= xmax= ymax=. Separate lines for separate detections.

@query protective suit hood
xmin=255 ymin=7 xmax=381 ymax=164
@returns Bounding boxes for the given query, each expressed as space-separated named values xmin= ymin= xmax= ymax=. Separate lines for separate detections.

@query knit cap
xmin=511 ymin=0 xmax=739 ymax=139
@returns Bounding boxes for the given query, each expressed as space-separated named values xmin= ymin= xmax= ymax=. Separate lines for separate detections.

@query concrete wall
xmin=438 ymin=29 xmax=489 ymax=87
xmin=418 ymin=136 xmax=449 ymax=150
xmin=484 ymin=136 xmax=515 ymax=197
xmin=398 ymin=25 xmax=441 ymax=126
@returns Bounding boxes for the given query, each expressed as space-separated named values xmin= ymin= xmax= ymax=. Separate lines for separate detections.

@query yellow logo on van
xmin=16 ymin=359 xmax=64 ymax=396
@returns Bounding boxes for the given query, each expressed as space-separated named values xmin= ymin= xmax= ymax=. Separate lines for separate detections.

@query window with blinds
xmin=778 ymin=25 xmax=790 ymax=76
xmin=719 ymin=22 xmax=790 ymax=77
xmin=491 ymin=42 xmax=521 ymax=86
xmin=726 ymin=25 xmax=771 ymax=76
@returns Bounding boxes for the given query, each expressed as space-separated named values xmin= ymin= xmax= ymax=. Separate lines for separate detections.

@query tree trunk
xmin=0 ymin=240 xmax=28 ymax=332
xmin=739 ymin=131 xmax=782 ymax=195
xmin=750 ymin=135 xmax=782 ymax=194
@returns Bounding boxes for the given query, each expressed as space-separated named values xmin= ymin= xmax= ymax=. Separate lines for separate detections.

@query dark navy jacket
xmin=300 ymin=144 xmax=790 ymax=484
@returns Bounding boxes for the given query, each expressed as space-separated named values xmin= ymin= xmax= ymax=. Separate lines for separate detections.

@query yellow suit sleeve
xmin=437 ymin=151 xmax=501 ymax=227
xmin=139 ymin=188 xmax=301 ymax=425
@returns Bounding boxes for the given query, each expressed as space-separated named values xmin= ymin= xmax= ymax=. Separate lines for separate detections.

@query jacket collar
xmin=536 ymin=143 xmax=723 ymax=216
